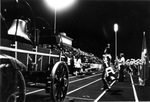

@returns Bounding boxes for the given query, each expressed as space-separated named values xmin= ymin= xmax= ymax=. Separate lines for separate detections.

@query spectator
xmin=74 ymin=55 xmax=83 ymax=76
xmin=70 ymin=55 xmax=75 ymax=75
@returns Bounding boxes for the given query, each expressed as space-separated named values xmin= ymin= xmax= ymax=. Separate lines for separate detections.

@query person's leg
xmin=101 ymin=71 xmax=110 ymax=90
xmin=119 ymin=65 xmax=124 ymax=82
xmin=101 ymin=78 xmax=110 ymax=90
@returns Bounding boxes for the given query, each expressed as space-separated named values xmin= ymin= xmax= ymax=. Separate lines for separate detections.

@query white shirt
xmin=118 ymin=57 xmax=125 ymax=66
xmin=75 ymin=58 xmax=82 ymax=68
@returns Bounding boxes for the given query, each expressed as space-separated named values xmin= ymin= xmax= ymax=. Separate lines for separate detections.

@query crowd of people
xmin=61 ymin=45 xmax=102 ymax=76
xmin=101 ymin=43 xmax=150 ymax=90
xmin=49 ymin=41 xmax=149 ymax=88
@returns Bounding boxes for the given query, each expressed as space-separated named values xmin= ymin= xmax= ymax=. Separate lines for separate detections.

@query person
xmin=74 ymin=55 xmax=83 ymax=76
xmin=117 ymin=53 xmax=125 ymax=82
xmin=125 ymin=59 xmax=133 ymax=75
xmin=104 ymin=43 xmax=112 ymax=61
xmin=70 ymin=55 xmax=75 ymax=75
xmin=139 ymin=49 xmax=149 ymax=86
xmin=101 ymin=44 xmax=113 ymax=90
xmin=104 ymin=44 xmax=111 ymax=54
xmin=101 ymin=54 xmax=111 ymax=90
xmin=67 ymin=55 xmax=71 ymax=74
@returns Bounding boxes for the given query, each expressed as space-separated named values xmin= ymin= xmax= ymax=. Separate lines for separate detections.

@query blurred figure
xmin=104 ymin=43 xmax=112 ymax=62
xmin=104 ymin=43 xmax=111 ymax=55
xmin=117 ymin=53 xmax=125 ymax=82
xmin=101 ymin=54 xmax=112 ymax=90
xmin=101 ymin=44 xmax=114 ymax=90
xmin=74 ymin=55 xmax=83 ymax=76
xmin=139 ymin=49 xmax=148 ymax=86
xmin=70 ymin=55 xmax=75 ymax=75
xmin=125 ymin=59 xmax=133 ymax=75
xmin=67 ymin=55 xmax=71 ymax=73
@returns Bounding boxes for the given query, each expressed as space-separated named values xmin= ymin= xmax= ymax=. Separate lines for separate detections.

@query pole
xmin=115 ymin=31 xmax=117 ymax=61
xmin=54 ymin=7 xmax=57 ymax=34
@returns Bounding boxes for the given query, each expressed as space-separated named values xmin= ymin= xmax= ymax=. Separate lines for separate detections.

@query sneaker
xmin=101 ymin=87 xmax=105 ymax=91
xmin=101 ymin=87 xmax=109 ymax=91
xmin=139 ymin=83 xmax=145 ymax=86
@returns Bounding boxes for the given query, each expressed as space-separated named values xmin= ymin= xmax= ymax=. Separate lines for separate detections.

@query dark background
xmin=1 ymin=0 xmax=150 ymax=60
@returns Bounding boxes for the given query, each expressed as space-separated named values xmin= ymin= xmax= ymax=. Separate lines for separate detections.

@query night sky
xmin=1 ymin=0 xmax=150 ymax=60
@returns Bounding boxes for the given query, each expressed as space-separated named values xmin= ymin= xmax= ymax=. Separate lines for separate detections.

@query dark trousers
xmin=102 ymin=70 xmax=109 ymax=88
xmin=118 ymin=65 xmax=124 ymax=82
xmin=69 ymin=65 xmax=74 ymax=75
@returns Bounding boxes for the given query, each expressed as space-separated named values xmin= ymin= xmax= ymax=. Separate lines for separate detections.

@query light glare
xmin=114 ymin=23 xmax=118 ymax=32
xmin=61 ymin=36 xmax=72 ymax=46
xmin=44 ymin=0 xmax=76 ymax=11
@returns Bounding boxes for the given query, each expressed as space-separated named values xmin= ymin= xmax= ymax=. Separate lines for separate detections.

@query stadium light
xmin=44 ymin=0 xmax=76 ymax=11
xmin=114 ymin=23 xmax=118 ymax=60
xmin=44 ymin=0 xmax=76 ymax=34
xmin=114 ymin=23 xmax=118 ymax=32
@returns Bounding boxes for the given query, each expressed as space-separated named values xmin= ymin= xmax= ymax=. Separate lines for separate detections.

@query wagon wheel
xmin=51 ymin=61 xmax=69 ymax=102
xmin=7 ymin=70 xmax=26 ymax=102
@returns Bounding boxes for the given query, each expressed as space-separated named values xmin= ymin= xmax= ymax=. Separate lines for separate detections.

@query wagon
xmin=0 ymin=31 xmax=72 ymax=102
xmin=1 ymin=0 xmax=75 ymax=101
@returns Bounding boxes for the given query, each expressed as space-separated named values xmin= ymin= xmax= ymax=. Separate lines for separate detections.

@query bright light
xmin=61 ymin=36 xmax=72 ymax=46
xmin=114 ymin=23 xmax=118 ymax=32
xmin=44 ymin=0 xmax=76 ymax=11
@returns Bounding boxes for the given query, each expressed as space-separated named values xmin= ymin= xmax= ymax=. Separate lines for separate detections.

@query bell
xmin=8 ymin=19 xmax=31 ymax=41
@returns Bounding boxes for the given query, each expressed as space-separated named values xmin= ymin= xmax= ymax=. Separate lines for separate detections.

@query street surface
xmin=24 ymin=70 xmax=150 ymax=102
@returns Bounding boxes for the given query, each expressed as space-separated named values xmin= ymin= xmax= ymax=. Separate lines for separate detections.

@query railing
xmin=0 ymin=46 xmax=64 ymax=58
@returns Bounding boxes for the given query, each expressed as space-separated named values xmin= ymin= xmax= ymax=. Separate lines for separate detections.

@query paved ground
xmin=25 ymin=70 xmax=150 ymax=102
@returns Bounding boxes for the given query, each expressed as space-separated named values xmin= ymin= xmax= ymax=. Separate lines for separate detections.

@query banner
xmin=139 ymin=32 xmax=150 ymax=86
